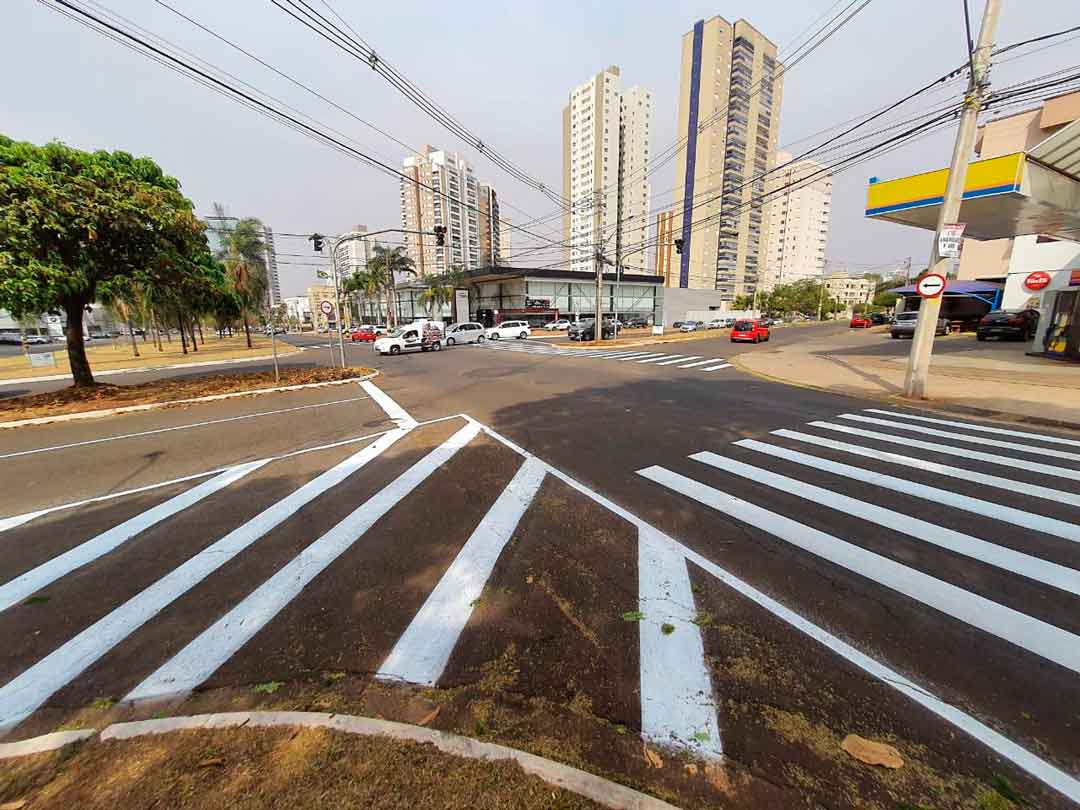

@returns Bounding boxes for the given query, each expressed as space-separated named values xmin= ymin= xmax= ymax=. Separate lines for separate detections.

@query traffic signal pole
xmin=904 ymin=0 xmax=1000 ymax=398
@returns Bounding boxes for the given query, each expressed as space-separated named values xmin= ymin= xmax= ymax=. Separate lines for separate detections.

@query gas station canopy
xmin=865 ymin=118 xmax=1080 ymax=240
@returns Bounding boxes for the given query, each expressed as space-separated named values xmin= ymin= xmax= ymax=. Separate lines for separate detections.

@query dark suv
xmin=569 ymin=319 xmax=618 ymax=341
xmin=977 ymin=309 xmax=1039 ymax=341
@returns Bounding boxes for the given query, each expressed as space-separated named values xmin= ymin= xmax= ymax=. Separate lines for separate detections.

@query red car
xmin=850 ymin=315 xmax=873 ymax=328
xmin=350 ymin=325 xmax=376 ymax=342
xmin=730 ymin=319 xmax=770 ymax=343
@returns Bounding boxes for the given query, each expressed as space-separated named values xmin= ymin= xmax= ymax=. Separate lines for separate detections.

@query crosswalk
xmin=477 ymin=341 xmax=732 ymax=373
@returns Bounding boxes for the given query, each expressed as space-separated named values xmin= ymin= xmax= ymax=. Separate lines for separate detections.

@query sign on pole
xmin=319 ymin=300 xmax=334 ymax=316
xmin=938 ymin=223 xmax=966 ymax=258
xmin=29 ymin=352 xmax=56 ymax=368
xmin=916 ymin=273 xmax=946 ymax=299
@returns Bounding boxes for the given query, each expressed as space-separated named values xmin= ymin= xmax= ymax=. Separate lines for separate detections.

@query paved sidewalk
xmin=734 ymin=328 xmax=1080 ymax=427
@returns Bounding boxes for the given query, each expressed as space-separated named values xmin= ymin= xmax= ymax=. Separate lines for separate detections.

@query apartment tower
xmin=673 ymin=17 xmax=783 ymax=298
xmin=262 ymin=225 xmax=282 ymax=307
xmin=477 ymin=184 xmax=502 ymax=267
xmin=762 ymin=152 xmax=832 ymax=289
xmin=562 ymin=66 xmax=653 ymax=273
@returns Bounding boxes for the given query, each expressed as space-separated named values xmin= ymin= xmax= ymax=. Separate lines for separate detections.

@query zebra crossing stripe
xmin=636 ymin=465 xmax=1080 ymax=675
xmin=809 ymin=421 xmax=1080 ymax=483
xmin=0 ymin=427 xmax=409 ymax=734
xmin=734 ymin=439 xmax=1079 ymax=543
xmin=375 ymin=456 xmax=547 ymax=686
xmin=638 ymin=525 xmax=722 ymax=758
xmin=608 ymin=352 xmax=655 ymax=360
xmin=126 ymin=422 xmax=482 ymax=702
xmin=655 ymin=355 xmax=701 ymax=366
xmin=696 ymin=450 xmax=1080 ymax=596
xmin=701 ymin=363 xmax=732 ymax=371
xmin=677 ymin=359 xmax=718 ymax=369
xmin=864 ymin=409 xmax=1080 ymax=448
xmin=773 ymin=429 xmax=1080 ymax=508
xmin=620 ymin=353 xmax=665 ymax=362
xmin=637 ymin=354 xmax=683 ymax=364
xmin=839 ymin=414 xmax=1080 ymax=463
xmin=0 ymin=461 xmax=269 ymax=614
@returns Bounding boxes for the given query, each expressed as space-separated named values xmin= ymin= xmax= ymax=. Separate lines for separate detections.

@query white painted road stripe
xmin=0 ymin=461 xmax=269 ymax=613
xmin=637 ymin=525 xmax=722 ymax=759
xmin=839 ymin=413 xmax=1080 ymax=463
xmin=655 ymin=355 xmax=701 ymax=366
xmin=864 ymin=409 xmax=1080 ymax=448
xmin=0 ymin=397 xmax=371 ymax=461
xmin=637 ymin=465 xmax=1080 ymax=675
xmin=375 ymin=456 xmax=547 ymax=686
xmin=773 ymin=428 xmax=1080 ymax=508
xmin=677 ymin=359 xmax=718 ymax=369
xmin=810 ymin=421 xmax=1080 ymax=483
xmin=699 ymin=450 xmax=1080 ymax=596
xmin=360 ymin=380 xmax=417 ymax=429
xmin=736 ymin=439 xmax=1080 ymax=543
xmin=610 ymin=352 xmax=656 ymax=361
xmin=0 ymin=427 xmax=409 ymax=733
xmin=126 ymin=422 xmax=482 ymax=702
xmin=620 ymin=353 xmax=665 ymax=362
xmin=637 ymin=354 xmax=682 ymax=364
xmin=701 ymin=363 xmax=732 ymax=371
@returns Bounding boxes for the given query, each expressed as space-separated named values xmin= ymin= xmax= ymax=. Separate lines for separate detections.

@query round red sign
xmin=1024 ymin=271 xmax=1051 ymax=291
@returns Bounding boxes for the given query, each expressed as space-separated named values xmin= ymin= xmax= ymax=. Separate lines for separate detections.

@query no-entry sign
xmin=1024 ymin=271 xmax=1051 ymax=291
xmin=916 ymin=273 xmax=946 ymax=299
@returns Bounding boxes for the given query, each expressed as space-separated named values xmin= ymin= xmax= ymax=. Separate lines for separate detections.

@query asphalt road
xmin=1 ymin=324 xmax=1077 ymax=809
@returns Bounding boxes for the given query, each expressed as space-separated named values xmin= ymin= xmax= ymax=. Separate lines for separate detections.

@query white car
xmin=680 ymin=321 xmax=701 ymax=332
xmin=373 ymin=325 xmax=443 ymax=355
xmin=486 ymin=320 xmax=531 ymax=340
xmin=545 ymin=319 xmax=572 ymax=330
xmin=444 ymin=322 xmax=486 ymax=345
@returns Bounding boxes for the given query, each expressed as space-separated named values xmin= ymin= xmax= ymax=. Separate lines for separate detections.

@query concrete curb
xmin=0 ymin=372 xmax=379 ymax=430
xmin=87 ymin=711 xmax=681 ymax=810
xmin=0 ymin=729 xmax=95 ymax=759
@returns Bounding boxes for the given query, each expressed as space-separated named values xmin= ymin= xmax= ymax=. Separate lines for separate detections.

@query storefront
xmin=1024 ymin=269 xmax=1080 ymax=359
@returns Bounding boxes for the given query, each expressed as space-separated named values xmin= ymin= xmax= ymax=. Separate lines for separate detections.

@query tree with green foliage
xmin=348 ymin=244 xmax=416 ymax=326
xmin=416 ymin=267 xmax=465 ymax=320
xmin=0 ymin=136 xmax=210 ymax=386
xmin=211 ymin=204 xmax=268 ymax=349
xmin=873 ymin=290 xmax=899 ymax=311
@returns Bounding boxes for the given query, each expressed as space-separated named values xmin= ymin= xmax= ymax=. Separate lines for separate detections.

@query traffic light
xmin=674 ymin=238 xmax=684 ymax=254
xmin=310 ymin=233 xmax=324 ymax=253
xmin=434 ymin=225 xmax=446 ymax=247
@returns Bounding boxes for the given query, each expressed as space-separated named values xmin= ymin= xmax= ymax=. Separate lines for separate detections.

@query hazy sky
xmin=4 ymin=0 xmax=1078 ymax=295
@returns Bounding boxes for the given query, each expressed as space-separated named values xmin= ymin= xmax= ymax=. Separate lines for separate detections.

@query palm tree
xmin=212 ymin=203 xmax=267 ymax=348
xmin=368 ymin=244 xmax=415 ymax=327
xmin=343 ymin=268 xmax=385 ymax=324
xmin=416 ymin=267 xmax=465 ymax=320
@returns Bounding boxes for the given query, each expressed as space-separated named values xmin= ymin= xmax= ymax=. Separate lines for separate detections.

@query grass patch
xmin=89 ymin=697 xmax=115 ymax=710
xmin=251 ymin=681 xmax=283 ymax=695
xmin=692 ymin=610 xmax=714 ymax=627
xmin=621 ymin=610 xmax=645 ymax=622
xmin=22 ymin=595 xmax=51 ymax=605
xmin=660 ymin=623 xmax=676 ymax=636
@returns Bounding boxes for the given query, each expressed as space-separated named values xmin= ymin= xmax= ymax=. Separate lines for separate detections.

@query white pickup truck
xmin=373 ymin=322 xmax=444 ymax=356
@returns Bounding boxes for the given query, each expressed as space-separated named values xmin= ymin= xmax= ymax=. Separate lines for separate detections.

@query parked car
xmin=890 ymin=311 xmax=950 ymax=339
xmin=627 ymin=317 xmax=649 ymax=328
xmin=444 ymin=321 xmax=486 ymax=345
xmin=544 ymin=319 xmax=572 ymax=331
xmin=350 ymin=325 xmax=377 ymax=342
xmin=25 ymin=335 xmax=53 ymax=345
xmin=870 ymin=312 xmax=889 ymax=325
xmin=706 ymin=318 xmax=724 ymax=329
xmin=486 ymin=320 xmax=531 ymax=340
xmin=977 ymin=309 xmax=1039 ymax=341
xmin=758 ymin=318 xmax=774 ymax=328
xmin=730 ymin=319 xmax=770 ymax=343
xmin=850 ymin=314 xmax=873 ymax=329
xmin=569 ymin=319 xmax=620 ymax=341
xmin=373 ymin=324 xmax=443 ymax=355
xmin=680 ymin=320 xmax=701 ymax=332
xmin=671 ymin=321 xmax=684 ymax=330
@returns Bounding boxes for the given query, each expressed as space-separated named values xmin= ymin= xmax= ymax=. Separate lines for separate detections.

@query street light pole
xmin=329 ymin=238 xmax=347 ymax=369
xmin=904 ymin=0 xmax=1000 ymax=398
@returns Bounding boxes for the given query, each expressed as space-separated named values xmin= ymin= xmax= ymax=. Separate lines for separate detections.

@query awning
xmin=1028 ymin=117 xmax=1080 ymax=181
xmin=890 ymin=280 xmax=1003 ymax=295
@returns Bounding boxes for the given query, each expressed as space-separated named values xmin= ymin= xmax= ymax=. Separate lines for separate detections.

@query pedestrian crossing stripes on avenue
xmin=478 ymin=341 xmax=732 ymax=372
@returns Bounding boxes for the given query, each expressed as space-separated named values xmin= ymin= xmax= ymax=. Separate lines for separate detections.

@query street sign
xmin=319 ymin=300 xmax=334 ymax=316
xmin=29 ymin=351 xmax=56 ymax=368
xmin=938 ymin=223 xmax=966 ymax=258
xmin=916 ymin=273 xmax=946 ymax=299
xmin=1024 ymin=271 xmax=1051 ymax=291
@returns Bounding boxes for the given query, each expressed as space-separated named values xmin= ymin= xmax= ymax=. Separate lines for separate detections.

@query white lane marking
xmin=620 ymin=353 xmax=666 ymax=362
xmin=638 ymin=525 xmax=722 ymax=759
xmin=637 ymin=355 xmax=684 ymax=364
xmin=700 ymin=450 xmax=1079 ymax=596
xmin=602 ymin=352 xmax=654 ymax=360
xmin=864 ymin=409 xmax=1080 ymax=448
xmin=637 ymin=465 xmax=1080 ymax=674
xmin=773 ymin=429 xmax=1080 ymax=509
xmin=655 ymin=355 xmax=701 ymax=366
xmin=474 ymin=422 xmax=1080 ymax=804
xmin=700 ymin=363 xmax=732 ymax=371
xmin=839 ymin=413 xmax=1080 ymax=463
xmin=0 ymin=397 xmax=370 ymax=461
xmin=742 ymin=438 xmax=1080 ymax=543
xmin=677 ymin=359 xmax=719 ymax=369
xmin=375 ymin=456 xmax=547 ymax=686
xmin=127 ymin=422 xmax=482 ymax=702
xmin=0 ymin=428 xmax=408 ymax=733
xmin=0 ymin=461 xmax=269 ymax=613
xmin=360 ymin=380 xmax=417 ymax=429
xmin=810 ymin=421 xmax=1080 ymax=483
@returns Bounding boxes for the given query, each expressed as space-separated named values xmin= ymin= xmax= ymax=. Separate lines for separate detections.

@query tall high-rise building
xmin=672 ymin=17 xmax=783 ymax=298
xmin=500 ymin=217 xmax=512 ymax=264
xmin=477 ymin=184 xmax=501 ymax=267
xmin=654 ymin=209 xmax=677 ymax=285
xmin=762 ymin=152 xmax=832 ymax=289
xmin=562 ymin=66 xmax=652 ymax=273
xmin=333 ymin=225 xmax=374 ymax=276
xmin=261 ymin=226 xmax=282 ymax=307
xmin=400 ymin=146 xmax=485 ymax=275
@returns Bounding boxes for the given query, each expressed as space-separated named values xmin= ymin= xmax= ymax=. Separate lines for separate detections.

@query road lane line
xmin=0 ymin=461 xmax=270 ymax=613
xmin=360 ymin=380 xmax=417 ymax=429
xmin=676 ymin=359 xmax=719 ymax=369
xmin=698 ymin=450 xmax=1080 ymax=595
xmin=839 ymin=413 xmax=1080 ymax=463
xmin=700 ymin=363 xmax=732 ymax=371
xmin=375 ymin=455 xmax=547 ymax=686
xmin=0 ymin=397 xmax=371 ymax=460
xmin=773 ymin=429 xmax=1080 ymax=508
xmin=655 ymin=355 xmax=701 ymax=366
xmin=637 ymin=355 xmax=684 ymax=364
xmin=602 ymin=352 xmax=653 ymax=360
xmin=638 ymin=525 xmax=722 ymax=759
xmin=864 ymin=409 xmax=1080 ymax=448
xmin=734 ymin=439 xmax=1079 ymax=543
xmin=810 ymin=421 xmax=1080 ymax=483
xmin=0 ymin=427 xmax=409 ymax=733
xmin=620 ymin=353 xmax=665 ymax=362
xmin=127 ymin=422 xmax=483 ymax=702
xmin=636 ymin=465 xmax=1080 ymax=674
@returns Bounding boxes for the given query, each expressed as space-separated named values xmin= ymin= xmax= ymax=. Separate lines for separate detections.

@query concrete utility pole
xmin=904 ymin=0 xmax=1000 ymax=398
xmin=594 ymin=248 xmax=605 ymax=343
xmin=329 ymin=238 xmax=347 ymax=369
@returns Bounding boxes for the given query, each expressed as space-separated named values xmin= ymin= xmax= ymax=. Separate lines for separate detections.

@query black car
xmin=627 ymin=317 xmax=649 ymax=328
xmin=569 ymin=319 xmax=619 ymax=341
xmin=870 ymin=312 xmax=888 ymax=325
xmin=977 ymin=309 xmax=1040 ymax=341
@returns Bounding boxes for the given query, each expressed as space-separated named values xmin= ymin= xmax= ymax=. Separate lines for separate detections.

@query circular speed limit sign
xmin=319 ymin=300 xmax=334 ymax=315
xmin=916 ymin=273 xmax=946 ymax=299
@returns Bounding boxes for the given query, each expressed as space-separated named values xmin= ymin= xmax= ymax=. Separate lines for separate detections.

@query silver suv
xmin=891 ymin=311 xmax=950 ymax=339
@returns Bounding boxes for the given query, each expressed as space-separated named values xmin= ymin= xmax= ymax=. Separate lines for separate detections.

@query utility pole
xmin=329 ymin=238 xmax=347 ymax=369
xmin=594 ymin=248 xmax=605 ymax=343
xmin=904 ymin=0 xmax=1000 ymax=398
xmin=817 ymin=260 xmax=828 ymax=321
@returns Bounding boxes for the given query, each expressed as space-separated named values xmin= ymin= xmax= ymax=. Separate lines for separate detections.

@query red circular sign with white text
xmin=1024 ymin=271 xmax=1051 ymax=291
